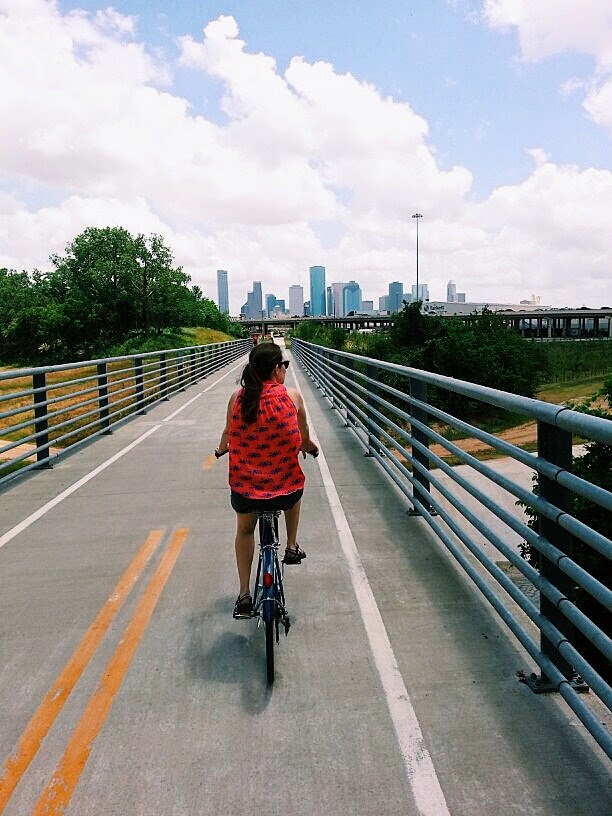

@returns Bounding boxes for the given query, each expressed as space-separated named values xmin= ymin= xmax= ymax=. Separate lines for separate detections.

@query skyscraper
xmin=289 ymin=285 xmax=304 ymax=316
xmin=343 ymin=281 xmax=362 ymax=314
xmin=244 ymin=281 xmax=263 ymax=318
xmin=330 ymin=282 xmax=347 ymax=317
xmin=388 ymin=281 xmax=403 ymax=313
xmin=253 ymin=281 xmax=263 ymax=316
xmin=412 ymin=283 xmax=429 ymax=302
xmin=447 ymin=280 xmax=457 ymax=303
xmin=265 ymin=293 xmax=277 ymax=318
xmin=217 ymin=270 xmax=229 ymax=314
xmin=309 ymin=265 xmax=326 ymax=317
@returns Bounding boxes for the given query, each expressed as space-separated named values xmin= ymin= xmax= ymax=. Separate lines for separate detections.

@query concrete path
xmin=0 ymin=346 xmax=609 ymax=815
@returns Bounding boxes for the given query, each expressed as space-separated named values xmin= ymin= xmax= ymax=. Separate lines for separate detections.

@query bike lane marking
xmin=290 ymin=362 xmax=452 ymax=816
xmin=0 ymin=529 xmax=165 ymax=814
xmin=0 ymin=358 xmax=246 ymax=551
xmin=31 ymin=527 xmax=189 ymax=816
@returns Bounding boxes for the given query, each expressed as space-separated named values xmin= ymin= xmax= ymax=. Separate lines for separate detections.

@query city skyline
xmin=227 ymin=272 xmax=478 ymax=317
xmin=1 ymin=2 xmax=611 ymax=309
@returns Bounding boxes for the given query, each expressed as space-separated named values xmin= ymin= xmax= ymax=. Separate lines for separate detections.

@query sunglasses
xmin=279 ymin=360 xmax=290 ymax=369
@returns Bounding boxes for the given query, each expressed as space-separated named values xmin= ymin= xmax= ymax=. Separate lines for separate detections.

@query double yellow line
xmin=0 ymin=527 xmax=188 ymax=814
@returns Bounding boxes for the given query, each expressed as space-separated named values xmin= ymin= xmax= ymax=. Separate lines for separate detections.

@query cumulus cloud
xmin=483 ymin=0 xmax=612 ymax=136
xmin=0 ymin=1 xmax=610 ymax=309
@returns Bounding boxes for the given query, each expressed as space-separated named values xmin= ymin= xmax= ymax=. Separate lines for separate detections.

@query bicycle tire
xmin=265 ymin=618 xmax=275 ymax=684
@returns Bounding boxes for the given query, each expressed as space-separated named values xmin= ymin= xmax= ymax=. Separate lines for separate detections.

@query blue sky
xmin=2 ymin=1 xmax=612 ymax=308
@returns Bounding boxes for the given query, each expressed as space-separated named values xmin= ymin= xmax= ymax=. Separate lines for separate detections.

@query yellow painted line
xmin=0 ymin=529 xmax=164 ymax=814
xmin=201 ymin=453 xmax=216 ymax=470
xmin=32 ymin=528 xmax=188 ymax=815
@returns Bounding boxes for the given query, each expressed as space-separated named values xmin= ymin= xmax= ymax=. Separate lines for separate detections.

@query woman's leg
xmin=283 ymin=500 xmax=302 ymax=551
xmin=235 ymin=512 xmax=258 ymax=595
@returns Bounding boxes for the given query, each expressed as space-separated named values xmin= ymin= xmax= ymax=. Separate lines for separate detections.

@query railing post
xmin=160 ymin=353 xmax=169 ymax=400
xmin=178 ymin=352 xmax=186 ymax=390
xmin=134 ymin=358 xmax=145 ymax=414
xmin=198 ymin=347 xmax=204 ymax=379
xmin=32 ymin=371 xmax=52 ymax=467
xmin=527 ymin=421 xmax=584 ymax=693
xmin=344 ymin=357 xmax=355 ymax=427
xmin=204 ymin=346 xmax=211 ymax=377
xmin=408 ymin=377 xmax=432 ymax=514
xmin=97 ymin=362 xmax=111 ymax=433
xmin=190 ymin=348 xmax=196 ymax=383
xmin=364 ymin=361 xmax=381 ymax=456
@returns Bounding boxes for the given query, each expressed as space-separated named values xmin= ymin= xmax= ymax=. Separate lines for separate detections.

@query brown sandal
xmin=282 ymin=545 xmax=306 ymax=565
xmin=233 ymin=593 xmax=253 ymax=618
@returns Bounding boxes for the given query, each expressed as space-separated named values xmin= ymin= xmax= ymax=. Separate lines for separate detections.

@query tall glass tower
xmin=217 ymin=270 xmax=229 ymax=314
xmin=343 ymin=281 xmax=362 ymax=314
xmin=388 ymin=281 xmax=403 ymax=313
xmin=309 ymin=265 xmax=326 ymax=317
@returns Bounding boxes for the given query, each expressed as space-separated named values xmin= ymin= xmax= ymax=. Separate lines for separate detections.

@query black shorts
xmin=230 ymin=489 xmax=303 ymax=514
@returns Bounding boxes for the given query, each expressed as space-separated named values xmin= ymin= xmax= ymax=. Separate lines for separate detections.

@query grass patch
xmin=536 ymin=374 xmax=607 ymax=405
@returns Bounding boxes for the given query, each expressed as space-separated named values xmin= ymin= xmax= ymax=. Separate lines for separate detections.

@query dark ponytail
xmin=240 ymin=343 xmax=283 ymax=423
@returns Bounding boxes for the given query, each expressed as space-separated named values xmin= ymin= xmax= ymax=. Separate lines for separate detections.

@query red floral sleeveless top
xmin=228 ymin=381 xmax=305 ymax=499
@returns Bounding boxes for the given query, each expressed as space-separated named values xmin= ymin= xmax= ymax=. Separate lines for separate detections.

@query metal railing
xmin=0 ymin=339 xmax=251 ymax=486
xmin=292 ymin=338 xmax=612 ymax=759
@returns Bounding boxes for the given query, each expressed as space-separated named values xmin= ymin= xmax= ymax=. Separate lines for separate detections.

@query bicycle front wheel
xmin=265 ymin=619 xmax=275 ymax=684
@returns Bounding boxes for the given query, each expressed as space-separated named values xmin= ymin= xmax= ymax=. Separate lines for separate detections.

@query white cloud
xmin=483 ymin=0 xmax=612 ymax=135
xmin=0 ymin=2 xmax=610 ymax=310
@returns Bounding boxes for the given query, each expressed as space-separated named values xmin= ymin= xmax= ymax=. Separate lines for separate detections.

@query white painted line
xmin=0 ymin=425 xmax=161 ymax=551
xmin=290 ymin=359 xmax=451 ymax=816
xmin=0 ymin=356 xmax=248 ymax=551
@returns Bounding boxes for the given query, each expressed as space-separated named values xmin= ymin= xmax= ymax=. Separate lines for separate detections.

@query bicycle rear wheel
xmin=265 ymin=618 xmax=274 ymax=684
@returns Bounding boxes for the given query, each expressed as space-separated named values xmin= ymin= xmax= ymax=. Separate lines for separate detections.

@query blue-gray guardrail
xmin=0 ymin=339 xmax=252 ymax=486
xmin=291 ymin=338 xmax=611 ymax=760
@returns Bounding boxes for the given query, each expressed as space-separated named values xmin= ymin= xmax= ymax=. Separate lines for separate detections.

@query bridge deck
xmin=0 ymin=346 xmax=609 ymax=815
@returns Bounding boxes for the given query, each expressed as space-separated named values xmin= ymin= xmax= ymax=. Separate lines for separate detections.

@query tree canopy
xmin=0 ymin=227 xmax=238 ymax=364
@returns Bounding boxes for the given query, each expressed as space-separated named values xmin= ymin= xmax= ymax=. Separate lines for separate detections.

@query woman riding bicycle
xmin=216 ymin=342 xmax=318 ymax=618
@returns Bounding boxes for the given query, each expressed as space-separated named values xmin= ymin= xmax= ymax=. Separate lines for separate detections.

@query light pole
xmin=412 ymin=212 xmax=423 ymax=305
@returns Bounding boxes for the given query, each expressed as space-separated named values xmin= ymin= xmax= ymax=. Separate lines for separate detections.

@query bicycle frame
xmin=252 ymin=511 xmax=287 ymax=625
xmin=251 ymin=510 xmax=290 ymax=683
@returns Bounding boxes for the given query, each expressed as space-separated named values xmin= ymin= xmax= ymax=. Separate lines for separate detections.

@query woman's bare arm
xmin=288 ymin=388 xmax=318 ymax=456
xmin=216 ymin=390 xmax=238 ymax=454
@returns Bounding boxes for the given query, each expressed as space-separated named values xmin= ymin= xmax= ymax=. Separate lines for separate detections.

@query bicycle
xmin=214 ymin=449 xmax=292 ymax=684
xmin=252 ymin=508 xmax=290 ymax=684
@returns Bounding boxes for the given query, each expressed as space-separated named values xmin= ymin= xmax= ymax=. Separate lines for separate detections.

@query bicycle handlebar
xmin=214 ymin=446 xmax=319 ymax=458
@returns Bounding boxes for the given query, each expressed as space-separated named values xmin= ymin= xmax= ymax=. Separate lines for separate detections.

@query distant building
xmin=265 ymin=293 xmax=277 ymax=318
xmin=379 ymin=295 xmax=389 ymax=312
xmin=447 ymin=279 xmax=466 ymax=303
xmin=309 ymin=265 xmax=326 ymax=316
xmin=412 ymin=283 xmax=429 ymax=302
xmin=326 ymin=286 xmax=333 ymax=317
xmin=289 ymin=285 xmax=304 ymax=316
xmin=253 ymin=281 xmax=263 ymax=315
xmin=361 ymin=300 xmax=374 ymax=312
xmin=244 ymin=281 xmax=263 ymax=318
xmin=330 ymin=282 xmax=348 ymax=317
xmin=343 ymin=281 xmax=362 ymax=315
xmin=388 ymin=281 xmax=403 ymax=312
xmin=303 ymin=300 xmax=311 ymax=316
xmin=217 ymin=270 xmax=229 ymax=314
